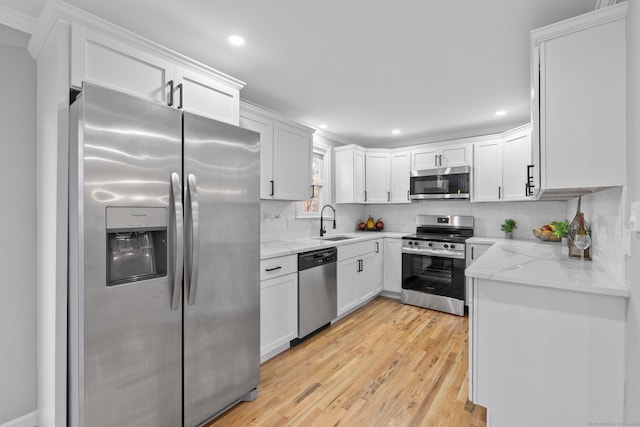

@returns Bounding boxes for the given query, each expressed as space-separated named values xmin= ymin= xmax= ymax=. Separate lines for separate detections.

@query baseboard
xmin=0 ymin=411 xmax=37 ymax=427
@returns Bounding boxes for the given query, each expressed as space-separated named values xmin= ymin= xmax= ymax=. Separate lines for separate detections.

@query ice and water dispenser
xmin=106 ymin=207 xmax=168 ymax=286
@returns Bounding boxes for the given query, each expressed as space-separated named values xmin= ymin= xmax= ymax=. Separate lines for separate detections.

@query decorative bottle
xmin=568 ymin=196 xmax=591 ymax=260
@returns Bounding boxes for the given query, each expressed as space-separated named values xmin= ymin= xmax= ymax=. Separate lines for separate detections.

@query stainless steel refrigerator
xmin=68 ymin=82 xmax=260 ymax=427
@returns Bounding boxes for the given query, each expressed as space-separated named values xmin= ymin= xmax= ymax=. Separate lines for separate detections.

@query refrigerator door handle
xmin=186 ymin=173 xmax=200 ymax=306
xmin=170 ymin=172 xmax=184 ymax=311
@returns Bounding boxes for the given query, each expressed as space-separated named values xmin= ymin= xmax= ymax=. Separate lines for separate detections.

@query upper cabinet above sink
xmin=530 ymin=4 xmax=627 ymax=200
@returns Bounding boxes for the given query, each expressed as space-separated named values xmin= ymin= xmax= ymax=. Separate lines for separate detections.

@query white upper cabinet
xmin=334 ymin=145 xmax=366 ymax=204
xmin=531 ymin=4 xmax=626 ymax=199
xmin=411 ymin=142 xmax=470 ymax=170
xmin=335 ymin=146 xmax=410 ymax=205
xmin=70 ymin=24 xmax=243 ymax=125
xmin=501 ymin=125 xmax=533 ymax=201
xmin=174 ymin=67 xmax=240 ymax=125
xmin=472 ymin=125 xmax=533 ymax=203
xmin=240 ymin=103 xmax=313 ymax=201
xmin=390 ymin=151 xmax=411 ymax=204
xmin=473 ymin=138 xmax=503 ymax=202
xmin=365 ymin=152 xmax=391 ymax=203
xmin=71 ymin=24 xmax=174 ymax=105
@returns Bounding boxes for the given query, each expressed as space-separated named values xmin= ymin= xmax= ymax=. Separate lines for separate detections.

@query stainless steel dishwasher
xmin=295 ymin=247 xmax=338 ymax=343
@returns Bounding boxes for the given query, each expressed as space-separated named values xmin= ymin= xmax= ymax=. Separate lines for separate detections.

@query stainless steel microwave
xmin=409 ymin=166 xmax=470 ymax=200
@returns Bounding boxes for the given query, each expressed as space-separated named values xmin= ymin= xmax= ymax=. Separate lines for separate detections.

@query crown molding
xmin=27 ymin=0 xmax=244 ymax=90
xmin=0 ymin=3 xmax=37 ymax=34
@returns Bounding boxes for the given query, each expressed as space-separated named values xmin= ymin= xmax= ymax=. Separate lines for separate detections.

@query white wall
xmin=626 ymin=0 xmax=640 ymax=421
xmin=0 ymin=25 xmax=37 ymax=425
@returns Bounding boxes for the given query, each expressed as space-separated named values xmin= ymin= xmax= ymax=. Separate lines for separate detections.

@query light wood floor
xmin=207 ymin=296 xmax=486 ymax=427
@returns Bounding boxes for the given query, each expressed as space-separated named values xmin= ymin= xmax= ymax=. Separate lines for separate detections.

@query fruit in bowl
xmin=533 ymin=221 xmax=566 ymax=242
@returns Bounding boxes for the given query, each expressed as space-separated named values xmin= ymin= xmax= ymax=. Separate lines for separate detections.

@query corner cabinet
xmin=240 ymin=103 xmax=313 ymax=200
xmin=531 ymin=4 xmax=627 ymax=198
xmin=334 ymin=146 xmax=409 ymax=204
xmin=473 ymin=125 xmax=533 ymax=202
xmin=70 ymin=24 xmax=242 ymax=125
xmin=337 ymin=239 xmax=383 ymax=317
xmin=260 ymin=255 xmax=298 ymax=363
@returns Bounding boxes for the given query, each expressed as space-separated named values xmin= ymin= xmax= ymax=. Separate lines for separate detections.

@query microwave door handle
xmin=170 ymin=172 xmax=184 ymax=311
xmin=186 ymin=174 xmax=200 ymax=306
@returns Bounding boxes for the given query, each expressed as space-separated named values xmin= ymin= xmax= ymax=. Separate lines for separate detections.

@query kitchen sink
xmin=318 ymin=235 xmax=354 ymax=241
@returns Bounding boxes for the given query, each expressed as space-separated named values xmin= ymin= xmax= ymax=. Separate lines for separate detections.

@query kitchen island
xmin=465 ymin=239 xmax=629 ymax=427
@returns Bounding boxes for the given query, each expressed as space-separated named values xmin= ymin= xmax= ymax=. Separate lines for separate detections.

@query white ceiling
xmin=1 ymin=0 xmax=598 ymax=147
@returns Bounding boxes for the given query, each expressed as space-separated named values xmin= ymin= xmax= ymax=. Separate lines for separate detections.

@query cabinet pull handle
xmin=168 ymin=80 xmax=174 ymax=107
xmin=498 ymin=186 xmax=501 ymax=199
xmin=388 ymin=191 xmax=391 ymax=202
xmin=310 ymin=185 xmax=314 ymax=199
xmin=270 ymin=180 xmax=275 ymax=196
xmin=439 ymin=154 xmax=442 ymax=166
xmin=526 ymin=164 xmax=535 ymax=197
xmin=177 ymin=83 xmax=183 ymax=109
xmin=364 ymin=190 xmax=367 ymax=202
xmin=375 ymin=242 xmax=379 ymax=253
xmin=265 ymin=266 xmax=282 ymax=272
xmin=472 ymin=246 xmax=474 ymax=259
xmin=407 ymin=190 xmax=410 ymax=201
xmin=434 ymin=154 xmax=438 ymax=167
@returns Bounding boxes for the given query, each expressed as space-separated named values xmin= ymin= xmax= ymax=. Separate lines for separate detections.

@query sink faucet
xmin=320 ymin=205 xmax=336 ymax=237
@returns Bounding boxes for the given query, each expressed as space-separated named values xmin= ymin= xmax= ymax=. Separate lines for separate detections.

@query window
xmin=297 ymin=144 xmax=331 ymax=218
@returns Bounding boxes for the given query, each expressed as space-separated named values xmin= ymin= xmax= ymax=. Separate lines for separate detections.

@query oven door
xmin=401 ymin=251 xmax=466 ymax=300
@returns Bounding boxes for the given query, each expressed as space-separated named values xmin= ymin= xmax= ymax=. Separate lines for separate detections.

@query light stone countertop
xmin=465 ymin=238 xmax=629 ymax=298
xmin=261 ymin=231 xmax=407 ymax=260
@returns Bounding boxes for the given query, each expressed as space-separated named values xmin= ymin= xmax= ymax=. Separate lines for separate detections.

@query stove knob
xmin=408 ymin=241 xmax=413 ymax=246
xmin=443 ymin=244 xmax=449 ymax=249
xmin=450 ymin=244 xmax=456 ymax=249
xmin=428 ymin=242 xmax=433 ymax=247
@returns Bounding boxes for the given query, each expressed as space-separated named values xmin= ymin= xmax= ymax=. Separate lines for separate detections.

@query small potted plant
xmin=552 ymin=220 xmax=569 ymax=245
xmin=501 ymin=219 xmax=517 ymax=239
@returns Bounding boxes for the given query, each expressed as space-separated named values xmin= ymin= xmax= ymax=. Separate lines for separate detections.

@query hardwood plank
xmin=206 ymin=297 xmax=486 ymax=427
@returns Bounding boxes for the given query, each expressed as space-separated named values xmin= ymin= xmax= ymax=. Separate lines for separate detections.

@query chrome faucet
xmin=320 ymin=205 xmax=336 ymax=237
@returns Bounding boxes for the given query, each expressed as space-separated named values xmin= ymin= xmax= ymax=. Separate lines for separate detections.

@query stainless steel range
xmin=401 ymin=215 xmax=474 ymax=316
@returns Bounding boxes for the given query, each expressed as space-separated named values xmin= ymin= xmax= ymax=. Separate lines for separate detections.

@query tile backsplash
xmin=261 ymin=187 xmax=627 ymax=283
xmin=565 ymin=187 xmax=626 ymax=283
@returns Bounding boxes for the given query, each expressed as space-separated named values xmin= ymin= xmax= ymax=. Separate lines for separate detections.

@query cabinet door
xmin=354 ymin=149 xmax=366 ymax=203
xmin=358 ymin=252 xmax=378 ymax=303
xmin=473 ymin=139 xmax=503 ymax=202
xmin=539 ymin=14 xmax=626 ymax=191
xmin=240 ymin=112 xmax=274 ymax=199
xmin=372 ymin=240 xmax=384 ymax=294
xmin=390 ymin=151 xmax=411 ymax=204
xmin=502 ymin=127 xmax=532 ymax=201
xmin=411 ymin=146 xmax=439 ymax=170
xmin=365 ymin=152 xmax=390 ymax=203
xmin=440 ymin=143 xmax=470 ymax=167
xmin=273 ymin=121 xmax=313 ymax=200
xmin=383 ymin=238 xmax=402 ymax=293
xmin=260 ymin=273 xmax=298 ymax=362
xmin=175 ymin=67 xmax=239 ymax=125
xmin=71 ymin=24 xmax=174 ymax=105
xmin=337 ymin=258 xmax=359 ymax=316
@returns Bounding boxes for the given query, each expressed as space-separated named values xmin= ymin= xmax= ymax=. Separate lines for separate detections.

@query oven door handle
xmin=401 ymin=247 xmax=465 ymax=260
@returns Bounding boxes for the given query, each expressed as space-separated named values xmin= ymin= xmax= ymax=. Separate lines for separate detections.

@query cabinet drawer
xmin=260 ymin=254 xmax=297 ymax=280
xmin=338 ymin=239 xmax=381 ymax=261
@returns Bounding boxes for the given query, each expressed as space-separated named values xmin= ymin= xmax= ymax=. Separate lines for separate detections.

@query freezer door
xmin=183 ymin=112 xmax=261 ymax=426
xmin=68 ymin=83 xmax=183 ymax=427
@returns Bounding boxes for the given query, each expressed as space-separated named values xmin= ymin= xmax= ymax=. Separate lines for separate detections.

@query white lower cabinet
xmin=337 ymin=239 xmax=383 ymax=317
xmin=383 ymin=238 xmax=402 ymax=294
xmin=259 ymin=255 xmax=298 ymax=363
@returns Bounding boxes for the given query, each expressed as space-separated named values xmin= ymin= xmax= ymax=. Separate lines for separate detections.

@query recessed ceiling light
xmin=392 ymin=129 xmax=401 ymax=135
xmin=228 ymin=35 xmax=245 ymax=46
xmin=319 ymin=124 xmax=327 ymax=130
xmin=495 ymin=110 xmax=506 ymax=116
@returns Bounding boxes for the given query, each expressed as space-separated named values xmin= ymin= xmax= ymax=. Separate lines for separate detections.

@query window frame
xmin=296 ymin=142 xmax=332 ymax=219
